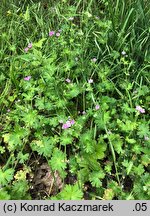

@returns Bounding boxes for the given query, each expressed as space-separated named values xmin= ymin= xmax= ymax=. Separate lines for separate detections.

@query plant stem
xmin=105 ymin=125 xmax=120 ymax=185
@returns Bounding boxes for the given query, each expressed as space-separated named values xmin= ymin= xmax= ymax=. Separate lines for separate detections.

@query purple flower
xmin=28 ymin=43 xmax=32 ymax=48
xmin=62 ymin=119 xmax=75 ymax=129
xmin=66 ymin=120 xmax=71 ymax=127
xmin=136 ymin=105 xmax=145 ymax=113
xmin=62 ymin=121 xmax=71 ymax=129
xmin=66 ymin=78 xmax=71 ymax=83
xmin=88 ymin=79 xmax=93 ymax=84
xmin=7 ymin=109 xmax=10 ymax=112
xmin=91 ymin=58 xmax=97 ymax=62
xmin=95 ymin=104 xmax=100 ymax=110
xmin=24 ymin=76 xmax=31 ymax=81
xmin=49 ymin=31 xmax=55 ymax=36
xmin=24 ymin=47 xmax=29 ymax=52
xmin=62 ymin=123 xmax=70 ymax=129
xmin=70 ymin=119 xmax=75 ymax=125
xmin=82 ymin=111 xmax=86 ymax=115
xmin=56 ymin=32 xmax=60 ymax=37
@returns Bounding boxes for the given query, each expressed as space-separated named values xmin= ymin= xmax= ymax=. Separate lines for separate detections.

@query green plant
xmin=0 ymin=0 xmax=149 ymax=200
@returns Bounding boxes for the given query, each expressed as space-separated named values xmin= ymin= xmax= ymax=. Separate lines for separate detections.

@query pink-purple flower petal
xmin=136 ymin=105 xmax=145 ymax=113
xmin=28 ymin=43 xmax=32 ymax=48
xmin=56 ymin=32 xmax=60 ymax=37
xmin=24 ymin=47 xmax=29 ymax=52
xmin=49 ymin=31 xmax=55 ymax=36
xmin=95 ymin=104 xmax=100 ymax=110
xmin=66 ymin=78 xmax=71 ymax=83
xmin=24 ymin=76 xmax=31 ymax=81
